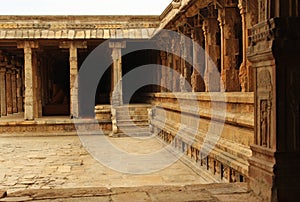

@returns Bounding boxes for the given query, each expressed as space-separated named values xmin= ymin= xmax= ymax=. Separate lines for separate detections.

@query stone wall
xmin=148 ymin=92 xmax=254 ymax=182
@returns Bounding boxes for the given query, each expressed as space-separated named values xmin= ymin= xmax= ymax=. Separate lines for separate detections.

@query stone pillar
xmin=167 ymin=53 xmax=173 ymax=92
xmin=18 ymin=41 xmax=38 ymax=120
xmin=218 ymin=5 xmax=241 ymax=92
xmin=16 ymin=68 xmax=23 ymax=113
xmin=109 ymin=41 xmax=126 ymax=106
xmin=160 ymin=51 xmax=167 ymax=92
xmin=59 ymin=41 xmax=87 ymax=118
xmin=172 ymin=53 xmax=180 ymax=92
xmin=70 ymin=43 xmax=79 ymax=118
xmin=202 ymin=8 xmax=221 ymax=92
xmin=179 ymin=33 xmax=192 ymax=92
xmin=238 ymin=0 xmax=248 ymax=92
xmin=5 ymin=68 xmax=12 ymax=114
xmin=11 ymin=67 xmax=18 ymax=113
xmin=156 ymin=54 xmax=162 ymax=92
xmin=191 ymin=28 xmax=205 ymax=92
xmin=248 ymin=14 xmax=300 ymax=202
xmin=183 ymin=30 xmax=192 ymax=92
xmin=0 ymin=67 xmax=6 ymax=116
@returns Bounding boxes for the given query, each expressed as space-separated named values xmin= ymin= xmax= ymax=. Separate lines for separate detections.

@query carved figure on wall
xmin=260 ymin=100 xmax=269 ymax=147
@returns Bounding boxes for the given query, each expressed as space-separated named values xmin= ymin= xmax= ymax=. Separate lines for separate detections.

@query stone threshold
xmin=0 ymin=183 xmax=259 ymax=202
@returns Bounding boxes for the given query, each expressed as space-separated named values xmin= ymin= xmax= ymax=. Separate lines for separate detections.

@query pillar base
xmin=249 ymin=145 xmax=300 ymax=201
xmin=248 ymin=145 xmax=275 ymax=201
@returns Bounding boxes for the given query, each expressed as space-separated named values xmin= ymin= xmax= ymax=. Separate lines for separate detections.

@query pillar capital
xmin=59 ymin=41 xmax=87 ymax=49
xmin=109 ymin=41 xmax=126 ymax=49
xmin=17 ymin=41 xmax=38 ymax=49
xmin=238 ymin=0 xmax=246 ymax=14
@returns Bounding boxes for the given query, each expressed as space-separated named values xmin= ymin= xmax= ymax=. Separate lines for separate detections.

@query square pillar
xmin=191 ymin=27 xmax=206 ymax=92
xmin=18 ymin=41 xmax=38 ymax=120
xmin=59 ymin=41 xmax=87 ymax=118
xmin=0 ymin=67 xmax=6 ymax=116
xmin=16 ymin=68 xmax=23 ymax=113
xmin=160 ymin=51 xmax=167 ymax=92
xmin=202 ymin=8 xmax=221 ymax=92
xmin=11 ymin=67 xmax=18 ymax=113
xmin=109 ymin=41 xmax=126 ymax=106
xmin=69 ymin=43 xmax=79 ymax=118
xmin=5 ymin=69 xmax=13 ymax=115
xmin=218 ymin=6 xmax=241 ymax=92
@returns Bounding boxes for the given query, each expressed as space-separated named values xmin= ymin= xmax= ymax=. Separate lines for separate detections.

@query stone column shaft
xmin=23 ymin=42 xmax=35 ymax=120
xmin=167 ymin=53 xmax=173 ymax=91
xmin=0 ymin=68 xmax=6 ymax=116
xmin=16 ymin=69 xmax=23 ymax=112
xmin=191 ymin=28 xmax=206 ymax=92
xmin=160 ymin=52 xmax=167 ymax=92
xmin=11 ymin=69 xmax=17 ymax=113
xmin=69 ymin=43 xmax=79 ymax=118
xmin=110 ymin=41 xmax=125 ymax=106
xmin=218 ymin=7 xmax=241 ymax=92
xmin=6 ymin=69 xmax=12 ymax=114
xmin=203 ymin=18 xmax=221 ymax=92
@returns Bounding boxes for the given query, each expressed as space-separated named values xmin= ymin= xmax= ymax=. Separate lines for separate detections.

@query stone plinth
xmin=149 ymin=92 xmax=254 ymax=182
xmin=95 ymin=105 xmax=112 ymax=122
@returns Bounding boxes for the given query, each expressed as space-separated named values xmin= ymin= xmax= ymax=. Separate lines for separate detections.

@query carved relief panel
xmin=256 ymin=67 xmax=274 ymax=149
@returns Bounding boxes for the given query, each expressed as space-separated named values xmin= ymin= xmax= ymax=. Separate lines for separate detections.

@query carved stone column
xmin=59 ymin=41 xmax=87 ymax=118
xmin=18 ymin=41 xmax=38 ymax=120
xmin=167 ymin=53 xmax=173 ymax=92
xmin=238 ymin=0 xmax=248 ymax=92
xmin=218 ymin=5 xmax=241 ymax=92
xmin=179 ymin=31 xmax=192 ymax=92
xmin=109 ymin=41 xmax=126 ymax=106
xmin=0 ymin=67 xmax=6 ymax=116
xmin=160 ymin=51 xmax=167 ymax=92
xmin=202 ymin=7 xmax=221 ymax=92
xmin=248 ymin=17 xmax=300 ymax=201
xmin=156 ymin=54 xmax=162 ymax=92
xmin=191 ymin=28 xmax=205 ymax=92
xmin=11 ymin=67 xmax=18 ymax=113
xmin=171 ymin=38 xmax=180 ymax=92
xmin=16 ymin=67 xmax=23 ymax=113
xmin=5 ymin=68 xmax=12 ymax=114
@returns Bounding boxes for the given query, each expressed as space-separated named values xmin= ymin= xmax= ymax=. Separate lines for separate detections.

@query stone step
xmin=117 ymin=120 xmax=149 ymax=125
xmin=114 ymin=131 xmax=152 ymax=137
xmin=116 ymin=112 xmax=148 ymax=117
xmin=117 ymin=114 xmax=149 ymax=118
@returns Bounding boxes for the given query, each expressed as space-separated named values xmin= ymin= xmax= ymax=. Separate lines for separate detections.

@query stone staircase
xmin=114 ymin=104 xmax=151 ymax=137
